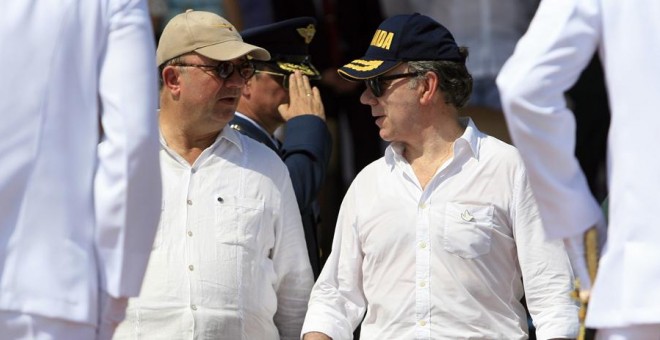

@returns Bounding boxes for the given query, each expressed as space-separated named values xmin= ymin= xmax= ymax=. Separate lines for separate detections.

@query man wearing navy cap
xmin=302 ymin=14 xmax=578 ymax=339
xmin=230 ymin=17 xmax=332 ymax=278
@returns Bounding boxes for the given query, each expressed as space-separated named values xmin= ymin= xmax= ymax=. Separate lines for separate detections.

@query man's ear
xmin=241 ymin=77 xmax=253 ymax=97
xmin=419 ymin=71 xmax=439 ymax=105
xmin=162 ymin=66 xmax=181 ymax=95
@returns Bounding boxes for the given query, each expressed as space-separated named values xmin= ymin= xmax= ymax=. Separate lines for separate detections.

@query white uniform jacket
xmin=0 ymin=0 xmax=161 ymax=325
xmin=498 ymin=0 xmax=660 ymax=328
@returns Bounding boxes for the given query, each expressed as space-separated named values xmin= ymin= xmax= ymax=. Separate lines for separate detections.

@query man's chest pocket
xmin=214 ymin=195 xmax=265 ymax=260
xmin=443 ymin=202 xmax=494 ymax=259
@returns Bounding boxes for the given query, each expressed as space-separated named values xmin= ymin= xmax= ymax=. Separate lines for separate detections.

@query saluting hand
xmin=278 ymin=70 xmax=325 ymax=121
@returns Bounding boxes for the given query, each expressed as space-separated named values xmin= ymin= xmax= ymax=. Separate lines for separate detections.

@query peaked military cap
xmin=241 ymin=17 xmax=320 ymax=79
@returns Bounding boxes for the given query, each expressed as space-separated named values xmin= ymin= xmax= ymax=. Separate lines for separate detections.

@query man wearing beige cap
xmin=113 ymin=10 xmax=314 ymax=340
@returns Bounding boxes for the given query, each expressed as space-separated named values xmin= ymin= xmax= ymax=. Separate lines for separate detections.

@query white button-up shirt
xmin=114 ymin=128 xmax=313 ymax=339
xmin=302 ymin=119 xmax=578 ymax=339
xmin=497 ymin=0 xmax=660 ymax=328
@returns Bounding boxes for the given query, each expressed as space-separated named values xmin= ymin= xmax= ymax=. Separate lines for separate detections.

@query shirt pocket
xmin=214 ymin=195 xmax=265 ymax=260
xmin=443 ymin=202 xmax=494 ymax=259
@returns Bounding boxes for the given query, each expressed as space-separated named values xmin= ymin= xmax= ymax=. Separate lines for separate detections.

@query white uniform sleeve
xmin=496 ymin=0 xmax=603 ymax=239
xmin=94 ymin=0 xmax=161 ymax=298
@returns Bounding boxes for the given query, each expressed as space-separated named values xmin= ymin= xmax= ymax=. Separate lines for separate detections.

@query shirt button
xmin=191 ymin=304 xmax=197 ymax=310
xmin=217 ymin=196 xmax=224 ymax=203
xmin=187 ymin=199 xmax=193 ymax=205
xmin=419 ymin=281 xmax=426 ymax=288
xmin=188 ymin=265 xmax=194 ymax=271
xmin=191 ymin=168 xmax=197 ymax=174
xmin=419 ymin=241 xmax=427 ymax=249
xmin=187 ymin=231 xmax=193 ymax=237
xmin=419 ymin=203 xmax=427 ymax=209
xmin=419 ymin=320 xmax=427 ymax=326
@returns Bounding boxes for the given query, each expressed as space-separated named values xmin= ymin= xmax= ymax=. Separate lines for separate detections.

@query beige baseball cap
xmin=156 ymin=10 xmax=270 ymax=66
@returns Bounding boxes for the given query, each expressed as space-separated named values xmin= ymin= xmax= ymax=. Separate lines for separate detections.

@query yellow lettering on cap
xmin=382 ymin=32 xmax=393 ymax=49
xmin=376 ymin=31 xmax=387 ymax=47
xmin=370 ymin=30 xmax=382 ymax=46
xmin=370 ymin=30 xmax=394 ymax=50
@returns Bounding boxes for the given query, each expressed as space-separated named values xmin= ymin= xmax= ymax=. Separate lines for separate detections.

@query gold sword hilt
xmin=571 ymin=227 xmax=600 ymax=340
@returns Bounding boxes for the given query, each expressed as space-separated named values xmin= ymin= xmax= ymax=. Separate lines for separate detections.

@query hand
xmin=96 ymin=291 xmax=129 ymax=340
xmin=303 ymin=331 xmax=333 ymax=340
xmin=279 ymin=70 xmax=325 ymax=121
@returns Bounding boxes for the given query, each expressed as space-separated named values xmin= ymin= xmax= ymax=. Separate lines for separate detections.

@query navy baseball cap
xmin=241 ymin=17 xmax=320 ymax=79
xmin=338 ymin=13 xmax=463 ymax=80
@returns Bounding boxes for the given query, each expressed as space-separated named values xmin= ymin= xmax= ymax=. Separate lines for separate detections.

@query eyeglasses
xmin=255 ymin=70 xmax=289 ymax=89
xmin=365 ymin=72 xmax=422 ymax=97
xmin=173 ymin=60 xmax=256 ymax=80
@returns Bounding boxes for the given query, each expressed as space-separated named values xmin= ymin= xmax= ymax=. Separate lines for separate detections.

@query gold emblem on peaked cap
xmin=278 ymin=62 xmax=316 ymax=76
xmin=297 ymin=24 xmax=316 ymax=44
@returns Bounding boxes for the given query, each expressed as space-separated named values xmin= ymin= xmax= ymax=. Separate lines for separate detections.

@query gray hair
xmin=407 ymin=47 xmax=472 ymax=108
xmin=158 ymin=55 xmax=188 ymax=88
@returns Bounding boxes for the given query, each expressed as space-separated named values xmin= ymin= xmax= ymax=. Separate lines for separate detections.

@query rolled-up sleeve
xmin=302 ymin=185 xmax=366 ymax=340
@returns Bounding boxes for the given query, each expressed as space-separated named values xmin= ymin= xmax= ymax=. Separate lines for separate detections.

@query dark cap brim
xmin=337 ymin=59 xmax=401 ymax=81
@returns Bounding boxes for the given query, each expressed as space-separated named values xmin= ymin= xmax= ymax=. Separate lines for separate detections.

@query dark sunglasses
xmin=173 ymin=60 xmax=256 ymax=80
xmin=255 ymin=70 xmax=290 ymax=89
xmin=365 ymin=72 xmax=422 ymax=97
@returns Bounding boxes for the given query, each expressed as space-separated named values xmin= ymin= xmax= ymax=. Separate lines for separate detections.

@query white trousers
xmin=597 ymin=324 xmax=660 ymax=340
xmin=0 ymin=311 xmax=95 ymax=340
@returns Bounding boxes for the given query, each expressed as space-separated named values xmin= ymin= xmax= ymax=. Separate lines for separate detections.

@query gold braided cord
xmin=573 ymin=227 xmax=600 ymax=340
xmin=585 ymin=228 xmax=599 ymax=282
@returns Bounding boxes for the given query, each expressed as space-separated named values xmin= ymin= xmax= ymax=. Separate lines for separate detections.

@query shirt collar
xmin=158 ymin=124 xmax=244 ymax=157
xmin=384 ymin=117 xmax=483 ymax=169
xmin=216 ymin=125 xmax=243 ymax=152
xmin=457 ymin=117 xmax=481 ymax=159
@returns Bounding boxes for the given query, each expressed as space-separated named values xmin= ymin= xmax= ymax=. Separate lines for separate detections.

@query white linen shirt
xmin=114 ymin=127 xmax=314 ymax=339
xmin=497 ymin=0 xmax=660 ymax=328
xmin=302 ymin=119 xmax=578 ymax=340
